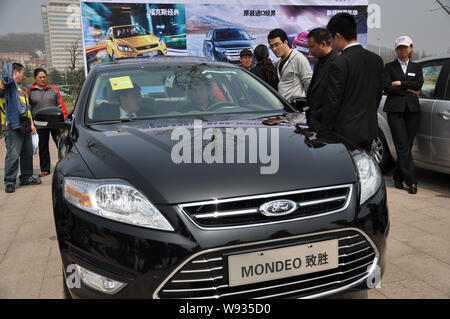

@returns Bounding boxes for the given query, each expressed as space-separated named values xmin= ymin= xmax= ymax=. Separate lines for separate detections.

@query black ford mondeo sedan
xmin=41 ymin=57 xmax=389 ymax=299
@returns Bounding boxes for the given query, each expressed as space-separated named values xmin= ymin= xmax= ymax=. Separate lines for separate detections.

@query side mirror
xmin=290 ymin=96 xmax=307 ymax=112
xmin=34 ymin=107 xmax=69 ymax=129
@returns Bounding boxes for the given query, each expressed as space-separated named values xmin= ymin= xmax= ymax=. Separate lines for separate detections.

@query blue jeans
xmin=3 ymin=129 xmax=34 ymax=185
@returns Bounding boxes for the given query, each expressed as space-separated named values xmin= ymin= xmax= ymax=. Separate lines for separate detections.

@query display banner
xmin=80 ymin=0 xmax=368 ymax=74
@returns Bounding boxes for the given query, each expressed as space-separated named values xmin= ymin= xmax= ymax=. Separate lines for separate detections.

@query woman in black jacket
xmin=383 ymin=36 xmax=424 ymax=194
xmin=250 ymin=44 xmax=279 ymax=90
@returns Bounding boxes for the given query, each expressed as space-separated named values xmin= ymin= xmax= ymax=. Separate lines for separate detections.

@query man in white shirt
xmin=118 ymin=85 xmax=143 ymax=119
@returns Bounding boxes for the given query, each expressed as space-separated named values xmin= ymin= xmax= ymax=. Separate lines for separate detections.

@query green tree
xmin=65 ymin=68 xmax=85 ymax=96
xmin=24 ymin=64 xmax=33 ymax=78
xmin=48 ymin=68 xmax=63 ymax=85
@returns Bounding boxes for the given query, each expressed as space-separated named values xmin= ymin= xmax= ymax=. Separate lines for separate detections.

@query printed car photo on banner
xmin=81 ymin=1 xmax=187 ymax=72
xmin=186 ymin=4 xmax=280 ymax=62
xmin=80 ymin=0 xmax=368 ymax=74
xmin=280 ymin=5 xmax=367 ymax=62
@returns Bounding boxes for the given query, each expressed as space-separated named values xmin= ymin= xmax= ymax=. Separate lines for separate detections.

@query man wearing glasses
xmin=268 ymin=28 xmax=312 ymax=101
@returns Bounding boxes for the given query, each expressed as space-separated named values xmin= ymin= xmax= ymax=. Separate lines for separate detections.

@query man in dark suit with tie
xmin=318 ymin=13 xmax=384 ymax=152
xmin=305 ymin=28 xmax=338 ymax=133
xmin=93 ymin=83 xmax=154 ymax=121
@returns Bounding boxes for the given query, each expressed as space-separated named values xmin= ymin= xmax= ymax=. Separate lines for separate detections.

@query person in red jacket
xmin=27 ymin=68 xmax=68 ymax=176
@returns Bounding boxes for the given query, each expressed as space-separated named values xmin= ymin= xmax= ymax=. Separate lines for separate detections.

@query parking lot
xmin=0 ymin=140 xmax=448 ymax=299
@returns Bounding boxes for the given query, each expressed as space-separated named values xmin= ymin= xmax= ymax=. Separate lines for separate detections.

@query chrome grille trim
xmin=192 ymin=257 xmax=223 ymax=264
xmin=180 ymin=266 xmax=222 ymax=274
xmin=178 ymin=184 xmax=353 ymax=230
xmin=257 ymin=269 xmax=373 ymax=300
xmin=171 ymin=276 xmax=224 ymax=283
xmin=194 ymin=208 xmax=258 ymax=220
xmin=163 ymin=260 xmax=375 ymax=299
xmin=339 ymin=240 xmax=366 ymax=249
xmin=339 ymin=253 xmax=375 ymax=267
xmin=298 ymin=195 xmax=347 ymax=207
xmin=152 ymin=228 xmax=380 ymax=299
xmin=339 ymin=246 xmax=371 ymax=257
xmin=338 ymin=234 xmax=360 ymax=241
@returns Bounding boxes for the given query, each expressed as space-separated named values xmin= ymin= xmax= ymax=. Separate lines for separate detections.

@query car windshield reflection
xmin=86 ymin=65 xmax=287 ymax=124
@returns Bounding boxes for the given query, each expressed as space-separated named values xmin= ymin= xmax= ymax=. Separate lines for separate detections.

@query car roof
xmin=91 ymin=56 xmax=239 ymax=73
xmin=415 ymin=54 xmax=450 ymax=64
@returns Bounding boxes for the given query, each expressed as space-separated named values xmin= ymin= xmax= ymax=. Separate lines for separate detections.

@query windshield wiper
xmin=87 ymin=118 xmax=134 ymax=125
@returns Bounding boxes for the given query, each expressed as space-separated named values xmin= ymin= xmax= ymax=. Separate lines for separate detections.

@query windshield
xmin=214 ymin=29 xmax=250 ymax=41
xmin=85 ymin=64 xmax=287 ymax=124
xmin=113 ymin=25 xmax=149 ymax=39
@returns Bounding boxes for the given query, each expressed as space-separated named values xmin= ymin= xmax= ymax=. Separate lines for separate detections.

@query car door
xmin=412 ymin=63 xmax=435 ymax=163
xmin=430 ymin=61 xmax=450 ymax=169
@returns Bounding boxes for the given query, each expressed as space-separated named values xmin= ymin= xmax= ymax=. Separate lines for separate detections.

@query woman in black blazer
xmin=383 ymin=36 xmax=424 ymax=194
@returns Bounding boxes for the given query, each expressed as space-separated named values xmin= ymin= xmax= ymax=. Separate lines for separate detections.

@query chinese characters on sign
xmin=327 ymin=9 xmax=358 ymax=16
xmin=243 ymin=10 xmax=276 ymax=16
xmin=305 ymin=252 xmax=329 ymax=268
xmin=149 ymin=8 xmax=180 ymax=16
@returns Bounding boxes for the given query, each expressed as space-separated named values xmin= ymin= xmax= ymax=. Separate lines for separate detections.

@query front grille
xmin=154 ymin=229 xmax=377 ymax=299
xmin=224 ymin=47 xmax=252 ymax=59
xmin=137 ymin=44 xmax=158 ymax=51
xmin=179 ymin=184 xmax=352 ymax=229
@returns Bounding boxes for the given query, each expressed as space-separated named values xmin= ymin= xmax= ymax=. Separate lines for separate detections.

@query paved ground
xmin=0 ymin=138 xmax=448 ymax=299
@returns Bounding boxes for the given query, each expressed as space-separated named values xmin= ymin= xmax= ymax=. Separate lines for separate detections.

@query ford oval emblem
xmin=259 ymin=200 xmax=298 ymax=217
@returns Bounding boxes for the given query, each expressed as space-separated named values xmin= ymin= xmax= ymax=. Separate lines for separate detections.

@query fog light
xmin=76 ymin=265 xmax=126 ymax=295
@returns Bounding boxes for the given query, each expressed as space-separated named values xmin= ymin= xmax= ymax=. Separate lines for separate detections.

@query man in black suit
xmin=318 ymin=13 xmax=384 ymax=152
xmin=93 ymin=83 xmax=154 ymax=121
xmin=305 ymin=28 xmax=338 ymax=133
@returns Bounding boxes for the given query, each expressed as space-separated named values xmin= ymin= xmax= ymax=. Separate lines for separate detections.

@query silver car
xmin=372 ymin=55 xmax=450 ymax=175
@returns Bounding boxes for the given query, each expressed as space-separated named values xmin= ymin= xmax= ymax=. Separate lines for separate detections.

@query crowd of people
xmin=1 ymin=13 xmax=423 ymax=195
xmin=1 ymin=63 xmax=67 ymax=193
xmin=239 ymin=13 xmax=422 ymax=195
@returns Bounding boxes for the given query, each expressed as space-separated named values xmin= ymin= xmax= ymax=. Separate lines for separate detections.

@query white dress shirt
xmin=342 ymin=42 xmax=361 ymax=52
xmin=398 ymin=58 xmax=409 ymax=74
xmin=120 ymin=107 xmax=136 ymax=119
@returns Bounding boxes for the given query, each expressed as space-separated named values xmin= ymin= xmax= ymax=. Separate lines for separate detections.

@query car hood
xmin=76 ymin=121 xmax=357 ymax=205
xmin=214 ymin=40 xmax=252 ymax=48
xmin=115 ymin=35 xmax=159 ymax=48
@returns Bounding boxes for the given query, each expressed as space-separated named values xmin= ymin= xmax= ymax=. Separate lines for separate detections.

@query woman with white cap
xmin=383 ymin=36 xmax=424 ymax=194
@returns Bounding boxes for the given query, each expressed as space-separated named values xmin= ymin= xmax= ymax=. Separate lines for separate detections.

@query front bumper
xmin=54 ymin=183 xmax=388 ymax=299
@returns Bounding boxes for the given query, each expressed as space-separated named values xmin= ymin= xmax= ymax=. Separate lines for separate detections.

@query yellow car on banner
xmin=105 ymin=25 xmax=167 ymax=59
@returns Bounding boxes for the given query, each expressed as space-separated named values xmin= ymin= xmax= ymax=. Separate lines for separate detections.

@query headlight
xmin=63 ymin=178 xmax=174 ymax=231
xmin=117 ymin=44 xmax=133 ymax=52
xmin=352 ymin=152 xmax=382 ymax=204
xmin=159 ymin=39 xmax=164 ymax=47
xmin=215 ymin=47 xmax=226 ymax=53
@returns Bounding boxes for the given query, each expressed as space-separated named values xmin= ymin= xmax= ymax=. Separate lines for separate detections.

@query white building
xmin=41 ymin=0 xmax=84 ymax=72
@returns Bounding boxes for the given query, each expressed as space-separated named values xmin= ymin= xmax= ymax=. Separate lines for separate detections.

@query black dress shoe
xmin=394 ymin=180 xmax=404 ymax=189
xmin=5 ymin=184 xmax=15 ymax=193
xmin=408 ymin=184 xmax=418 ymax=194
xmin=19 ymin=176 xmax=42 ymax=186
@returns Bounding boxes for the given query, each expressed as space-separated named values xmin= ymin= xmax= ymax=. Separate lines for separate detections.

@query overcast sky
xmin=0 ymin=0 xmax=449 ymax=55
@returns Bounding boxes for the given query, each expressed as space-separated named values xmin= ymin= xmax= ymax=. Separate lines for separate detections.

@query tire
xmin=371 ymin=130 xmax=394 ymax=173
